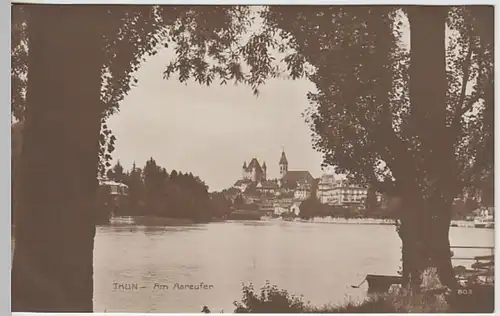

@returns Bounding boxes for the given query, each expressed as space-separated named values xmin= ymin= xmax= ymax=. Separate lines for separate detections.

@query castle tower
xmin=279 ymin=149 xmax=288 ymax=178
xmin=251 ymin=158 xmax=257 ymax=182
xmin=262 ymin=161 xmax=267 ymax=180
xmin=242 ymin=161 xmax=247 ymax=179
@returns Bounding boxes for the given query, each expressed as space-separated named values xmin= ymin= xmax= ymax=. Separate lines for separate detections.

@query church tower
xmin=279 ymin=149 xmax=288 ymax=178
xmin=262 ymin=161 xmax=267 ymax=180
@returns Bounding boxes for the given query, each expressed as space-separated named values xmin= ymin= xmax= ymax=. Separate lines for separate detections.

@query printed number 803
xmin=457 ymin=288 xmax=473 ymax=295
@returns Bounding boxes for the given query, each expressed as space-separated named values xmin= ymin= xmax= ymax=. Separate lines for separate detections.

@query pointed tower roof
xmin=243 ymin=161 xmax=247 ymax=168
xmin=247 ymin=158 xmax=263 ymax=172
xmin=262 ymin=161 xmax=267 ymax=168
xmin=279 ymin=149 xmax=288 ymax=165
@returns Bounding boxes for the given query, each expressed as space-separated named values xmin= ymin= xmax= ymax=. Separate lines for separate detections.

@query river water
xmin=93 ymin=220 xmax=494 ymax=313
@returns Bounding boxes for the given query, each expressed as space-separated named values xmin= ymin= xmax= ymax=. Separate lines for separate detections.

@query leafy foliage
xmin=11 ymin=5 xmax=261 ymax=173
xmin=106 ymin=160 xmax=125 ymax=182
xmin=231 ymin=281 xmax=492 ymax=313
xmin=233 ymin=281 xmax=307 ymax=313
xmin=11 ymin=6 xmax=28 ymax=121
xmin=292 ymin=7 xmax=493 ymax=201
xmin=299 ymin=196 xmax=323 ymax=219
xmin=209 ymin=192 xmax=233 ymax=218
xmin=98 ymin=122 xmax=116 ymax=176
xmin=364 ymin=186 xmax=379 ymax=211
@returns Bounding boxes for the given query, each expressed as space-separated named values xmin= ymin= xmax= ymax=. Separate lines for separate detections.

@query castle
xmin=241 ymin=149 xmax=291 ymax=183
xmin=240 ymin=149 xmax=313 ymax=187
xmin=242 ymin=158 xmax=267 ymax=182
xmin=232 ymin=149 xmax=316 ymax=215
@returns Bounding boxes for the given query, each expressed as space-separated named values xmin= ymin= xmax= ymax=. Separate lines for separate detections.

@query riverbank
xmin=109 ymin=216 xmax=196 ymax=226
xmin=300 ymin=217 xmax=477 ymax=227
xmin=107 ymin=215 xmax=482 ymax=228
xmin=308 ymin=217 xmax=394 ymax=225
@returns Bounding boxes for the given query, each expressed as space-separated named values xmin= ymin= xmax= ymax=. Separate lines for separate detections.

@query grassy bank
xmin=232 ymin=282 xmax=494 ymax=313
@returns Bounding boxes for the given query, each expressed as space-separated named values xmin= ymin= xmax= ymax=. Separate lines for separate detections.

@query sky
xmin=107 ymin=47 xmax=325 ymax=192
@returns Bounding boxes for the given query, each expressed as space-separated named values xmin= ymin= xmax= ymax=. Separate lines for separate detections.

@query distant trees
xmin=299 ymin=196 xmax=323 ymax=219
xmin=126 ymin=162 xmax=145 ymax=213
xmin=106 ymin=160 xmax=126 ymax=183
xmin=104 ymin=158 xmax=225 ymax=222
xmin=233 ymin=194 xmax=245 ymax=208
xmin=209 ymin=192 xmax=233 ymax=218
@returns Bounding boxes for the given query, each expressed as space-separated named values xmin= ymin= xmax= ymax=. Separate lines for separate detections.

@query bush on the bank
xmin=305 ymin=296 xmax=397 ymax=313
xmin=233 ymin=281 xmax=307 ymax=313
xmin=232 ymin=282 xmax=396 ymax=313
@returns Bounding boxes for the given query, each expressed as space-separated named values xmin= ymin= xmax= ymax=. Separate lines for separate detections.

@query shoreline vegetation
xmin=231 ymin=281 xmax=494 ymax=313
xmin=105 ymin=215 xmax=482 ymax=228
xmin=124 ymin=216 xmax=195 ymax=226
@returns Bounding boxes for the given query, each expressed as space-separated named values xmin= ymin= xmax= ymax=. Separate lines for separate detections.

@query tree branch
xmin=354 ymin=108 xmax=417 ymax=189
xmin=451 ymin=38 xmax=485 ymax=138
xmin=455 ymin=36 xmax=473 ymax=114
xmin=459 ymin=93 xmax=482 ymax=117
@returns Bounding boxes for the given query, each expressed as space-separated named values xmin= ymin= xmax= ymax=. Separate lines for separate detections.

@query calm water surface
xmin=93 ymin=221 xmax=494 ymax=313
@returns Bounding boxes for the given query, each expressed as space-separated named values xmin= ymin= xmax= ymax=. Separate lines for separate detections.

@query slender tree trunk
xmin=11 ymin=5 xmax=103 ymax=312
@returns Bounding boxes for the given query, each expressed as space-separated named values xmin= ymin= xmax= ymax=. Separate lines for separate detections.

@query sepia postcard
xmin=10 ymin=2 xmax=494 ymax=313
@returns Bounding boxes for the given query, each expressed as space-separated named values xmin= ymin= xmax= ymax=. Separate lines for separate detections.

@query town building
xmin=290 ymin=203 xmax=301 ymax=216
xmin=316 ymin=174 xmax=368 ymax=206
xmin=233 ymin=179 xmax=253 ymax=192
xmin=256 ymin=179 xmax=280 ymax=196
xmin=257 ymin=197 xmax=275 ymax=214
xmin=273 ymin=195 xmax=294 ymax=215
xmin=293 ymin=183 xmax=312 ymax=201
xmin=316 ymin=174 xmax=337 ymax=204
xmin=277 ymin=150 xmax=315 ymax=191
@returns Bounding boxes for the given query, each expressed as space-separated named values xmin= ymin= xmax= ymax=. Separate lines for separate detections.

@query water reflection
xmin=99 ymin=224 xmax=210 ymax=237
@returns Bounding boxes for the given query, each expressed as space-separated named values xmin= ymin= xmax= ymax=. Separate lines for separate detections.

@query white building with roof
xmin=316 ymin=174 xmax=368 ymax=206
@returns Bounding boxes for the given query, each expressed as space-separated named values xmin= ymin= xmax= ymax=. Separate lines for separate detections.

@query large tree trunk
xmin=406 ymin=6 xmax=457 ymax=292
xmin=398 ymin=191 xmax=455 ymax=291
xmin=398 ymin=191 xmax=430 ymax=292
xmin=11 ymin=5 xmax=103 ymax=312
xmin=12 ymin=122 xmax=24 ymax=227
xmin=426 ymin=195 xmax=455 ymax=289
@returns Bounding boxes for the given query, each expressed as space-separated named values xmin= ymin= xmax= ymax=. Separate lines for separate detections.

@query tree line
xmin=104 ymin=159 xmax=232 ymax=222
